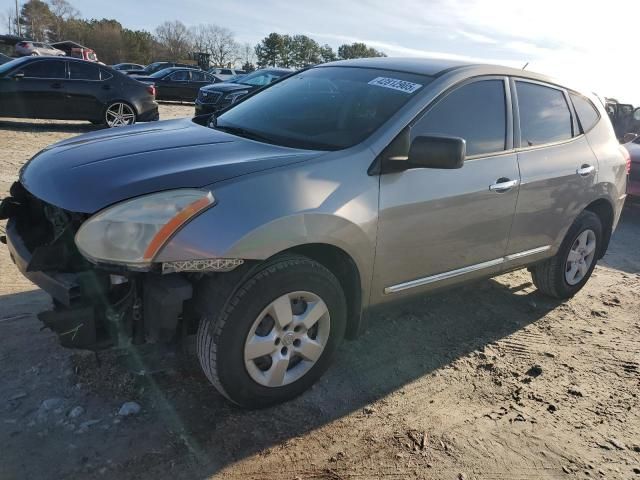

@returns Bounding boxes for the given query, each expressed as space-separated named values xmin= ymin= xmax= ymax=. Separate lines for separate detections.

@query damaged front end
xmin=1 ymin=182 xmax=195 ymax=350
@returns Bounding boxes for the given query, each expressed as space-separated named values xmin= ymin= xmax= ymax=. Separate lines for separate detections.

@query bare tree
xmin=155 ymin=20 xmax=192 ymax=60
xmin=240 ymin=42 xmax=255 ymax=66
xmin=49 ymin=0 xmax=80 ymax=41
xmin=2 ymin=8 xmax=18 ymax=35
xmin=190 ymin=24 xmax=239 ymax=67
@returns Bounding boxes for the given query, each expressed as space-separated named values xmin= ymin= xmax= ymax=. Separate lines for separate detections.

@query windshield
xmin=238 ymin=70 xmax=287 ymax=86
xmin=216 ymin=67 xmax=431 ymax=150
xmin=0 ymin=57 xmax=28 ymax=75
xmin=144 ymin=62 xmax=165 ymax=73
xmin=149 ymin=68 xmax=175 ymax=78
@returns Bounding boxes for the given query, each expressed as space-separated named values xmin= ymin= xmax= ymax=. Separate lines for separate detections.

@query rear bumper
xmin=138 ymin=103 xmax=159 ymax=122
xmin=6 ymin=219 xmax=81 ymax=306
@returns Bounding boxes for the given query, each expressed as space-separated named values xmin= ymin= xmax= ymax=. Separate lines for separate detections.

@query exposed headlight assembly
xmin=75 ymin=189 xmax=214 ymax=267
xmin=225 ymin=90 xmax=249 ymax=104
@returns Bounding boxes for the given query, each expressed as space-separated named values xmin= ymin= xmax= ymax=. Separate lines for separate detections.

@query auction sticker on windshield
xmin=368 ymin=77 xmax=423 ymax=94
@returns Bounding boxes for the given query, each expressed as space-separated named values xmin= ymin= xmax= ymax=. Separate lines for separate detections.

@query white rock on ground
xmin=117 ymin=402 xmax=141 ymax=417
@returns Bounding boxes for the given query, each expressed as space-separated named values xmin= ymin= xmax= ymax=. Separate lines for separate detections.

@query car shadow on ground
xmin=0 ymin=119 xmax=100 ymax=133
xmin=99 ymin=274 xmax=563 ymax=479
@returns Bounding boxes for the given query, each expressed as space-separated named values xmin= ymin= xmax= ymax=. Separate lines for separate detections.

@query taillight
xmin=147 ymin=85 xmax=156 ymax=97
xmin=620 ymin=145 xmax=631 ymax=174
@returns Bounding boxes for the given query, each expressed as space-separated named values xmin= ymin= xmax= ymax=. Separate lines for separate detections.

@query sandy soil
xmin=1 ymin=106 xmax=639 ymax=480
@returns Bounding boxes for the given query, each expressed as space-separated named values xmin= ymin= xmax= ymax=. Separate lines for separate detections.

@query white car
xmin=15 ymin=41 xmax=66 ymax=57
xmin=207 ymin=67 xmax=245 ymax=81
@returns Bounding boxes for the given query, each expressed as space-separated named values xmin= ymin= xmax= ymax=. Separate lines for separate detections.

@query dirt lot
xmin=1 ymin=105 xmax=639 ymax=480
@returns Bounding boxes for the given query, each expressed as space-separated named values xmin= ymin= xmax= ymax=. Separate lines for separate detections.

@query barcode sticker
xmin=368 ymin=77 xmax=423 ymax=94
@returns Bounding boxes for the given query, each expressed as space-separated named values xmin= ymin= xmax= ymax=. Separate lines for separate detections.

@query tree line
xmin=2 ymin=0 xmax=386 ymax=68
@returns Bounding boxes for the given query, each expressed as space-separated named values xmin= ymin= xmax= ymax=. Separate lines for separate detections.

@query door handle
xmin=489 ymin=178 xmax=519 ymax=193
xmin=576 ymin=164 xmax=595 ymax=176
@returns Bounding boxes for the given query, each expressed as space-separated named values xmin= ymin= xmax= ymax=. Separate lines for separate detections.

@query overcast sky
xmin=23 ymin=0 xmax=640 ymax=103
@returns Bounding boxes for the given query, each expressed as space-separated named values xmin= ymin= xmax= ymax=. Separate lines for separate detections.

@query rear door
xmin=507 ymin=79 xmax=598 ymax=256
xmin=65 ymin=61 xmax=104 ymax=119
xmin=372 ymin=77 xmax=521 ymax=300
xmin=9 ymin=59 xmax=67 ymax=118
xmin=188 ymin=71 xmax=213 ymax=101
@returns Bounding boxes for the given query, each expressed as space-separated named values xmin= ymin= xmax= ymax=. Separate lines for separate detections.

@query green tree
xmin=155 ymin=20 xmax=192 ymax=60
xmin=319 ymin=44 xmax=337 ymax=63
xmin=337 ymin=42 xmax=386 ymax=60
xmin=290 ymin=34 xmax=321 ymax=68
xmin=242 ymin=61 xmax=255 ymax=72
xmin=48 ymin=0 xmax=80 ymax=42
xmin=255 ymin=32 xmax=283 ymax=67
xmin=20 ymin=0 xmax=54 ymax=41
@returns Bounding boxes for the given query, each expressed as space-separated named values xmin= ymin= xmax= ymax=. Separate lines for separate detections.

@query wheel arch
xmin=282 ymin=243 xmax=364 ymax=340
xmin=583 ymin=197 xmax=614 ymax=258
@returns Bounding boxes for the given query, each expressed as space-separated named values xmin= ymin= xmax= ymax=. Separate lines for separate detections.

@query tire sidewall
xmin=555 ymin=211 xmax=602 ymax=296
xmin=211 ymin=260 xmax=347 ymax=407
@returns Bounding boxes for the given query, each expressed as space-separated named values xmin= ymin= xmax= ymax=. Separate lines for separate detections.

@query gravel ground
xmin=1 ymin=105 xmax=639 ymax=480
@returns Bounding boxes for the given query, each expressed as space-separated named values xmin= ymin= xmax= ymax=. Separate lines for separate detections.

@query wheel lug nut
xmin=281 ymin=347 xmax=288 ymax=355
xmin=293 ymin=339 xmax=301 ymax=347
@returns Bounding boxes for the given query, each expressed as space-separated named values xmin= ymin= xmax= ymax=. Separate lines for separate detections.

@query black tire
xmin=196 ymin=254 xmax=347 ymax=408
xmin=530 ymin=210 xmax=602 ymax=299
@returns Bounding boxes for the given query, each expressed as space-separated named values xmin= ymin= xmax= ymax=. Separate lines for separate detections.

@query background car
xmin=208 ymin=67 xmax=245 ymax=81
xmin=0 ymin=57 xmax=158 ymax=127
xmin=624 ymin=135 xmax=640 ymax=196
xmin=112 ymin=63 xmax=145 ymax=71
xmin=0 ymin=53 xmax=12 ymax=65
xmin=134 ymin=67 xmax=219 ymax=102
xmin=50 ymin=41 xmax=99 ymax=63
xmin=15 ymin=41 xmax=65 ymax=57
xmin=195 ymin=68 xmax=291 ymax=115
xmin=125 ymin=61 xmax=198 ymax=76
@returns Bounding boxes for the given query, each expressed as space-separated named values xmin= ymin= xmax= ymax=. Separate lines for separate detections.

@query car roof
xmin=319 ymin=57 xmax=565 ymax=87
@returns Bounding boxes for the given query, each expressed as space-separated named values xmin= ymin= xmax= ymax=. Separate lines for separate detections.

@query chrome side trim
xmin=504 ymin=245 xmax=551 ymax=261
xmin=384 ymin=258 xmax=503 ymax=294
xmin=384 ymin=245 xmax=551 ymax=294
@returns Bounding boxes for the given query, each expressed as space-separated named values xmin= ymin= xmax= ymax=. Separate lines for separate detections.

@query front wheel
xmin=104 ymin=102 xmax=136 ymax=128
xmin=530 ymin=210 xmax=602 ymax=299
xmin=196 ymin=254 xmax=347 ymax=408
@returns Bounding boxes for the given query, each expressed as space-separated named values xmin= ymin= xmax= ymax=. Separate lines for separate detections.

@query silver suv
xmin=2 ymin=58 xmax=627 ymax=407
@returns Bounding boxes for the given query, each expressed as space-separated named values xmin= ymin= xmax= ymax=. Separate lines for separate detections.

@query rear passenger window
xmin=69 ymin=62 xmax=100 ymax=80
xmin=516 ymin=81 xmax=572 ymax=146
xmin=570 ymin=93 xmax=599 ymax=133
xmin=413 ymin=80 xmax=506 ymax=156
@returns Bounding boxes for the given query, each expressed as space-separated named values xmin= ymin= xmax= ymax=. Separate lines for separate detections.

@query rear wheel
xmin=530 ymin=211 xmax=602 ymax=299
xmin=196 ymin=254 xmax=347 ymax=408
xmin=104 ymin=102 xmax=136 ymax=128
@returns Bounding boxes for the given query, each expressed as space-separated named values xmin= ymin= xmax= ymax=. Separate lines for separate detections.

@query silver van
xmin=2 ymin=58 xmax=627 ymax=407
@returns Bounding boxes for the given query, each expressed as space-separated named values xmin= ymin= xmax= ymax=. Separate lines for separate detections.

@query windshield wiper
xmin=214 ymin=124 xmax=275 ymax=144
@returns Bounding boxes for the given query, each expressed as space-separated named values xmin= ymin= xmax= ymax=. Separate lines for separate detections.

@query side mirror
xmin=622 ymin=132 xmax=639 ymax=144
xmin=407 ymin=135 xmax=466 ymax=169
xmin=12 ymin=72 xmax=24 ymax=80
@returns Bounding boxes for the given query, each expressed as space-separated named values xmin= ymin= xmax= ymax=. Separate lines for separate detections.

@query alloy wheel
xmin=244 ymin=291 xmax=331 ymax=387
xmin=565 ymin=229 xmax=597 ymax=285
xmin=105 ymin=103 xmax=136 ymax=127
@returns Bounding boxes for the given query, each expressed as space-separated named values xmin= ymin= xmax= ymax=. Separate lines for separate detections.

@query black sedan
xmin=124 ymin=61 xmax=197 ymax=76
xmin=0 ymin=57 xmax=158 ymax=127
xmin=133 ymin=67 xmax=219 ymax=102
xmin=195 ymin=68 xmax=291 ymax=115
xmin=112 ymin=62 xmax=145 ymax=71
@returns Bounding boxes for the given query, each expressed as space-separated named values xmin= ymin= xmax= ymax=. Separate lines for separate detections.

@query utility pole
xmin=15 ymin=0 xmax=21 ymax=37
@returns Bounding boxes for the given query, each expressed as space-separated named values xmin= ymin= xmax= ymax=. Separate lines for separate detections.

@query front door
xmin=9 ymin=59 xmax=67 ymax=118
xmin=372 ymin=77 xmax=520 ymax=302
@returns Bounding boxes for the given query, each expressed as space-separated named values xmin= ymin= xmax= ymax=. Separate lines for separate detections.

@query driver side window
xmin=412 ymin=79 xmax=507 ymax=157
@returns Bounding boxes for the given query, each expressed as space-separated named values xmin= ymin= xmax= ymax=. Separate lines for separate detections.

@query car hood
xmin=20 ymin=118 xmax=322 ymax=213
xmin=200 ymin=82 xmax=255 ymax=93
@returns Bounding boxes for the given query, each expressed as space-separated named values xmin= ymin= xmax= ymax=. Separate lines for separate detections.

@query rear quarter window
xmin=570 ymin=93 xmax=600 ymax=133
xmin=516 ymin=81 xmax=573 ymax=147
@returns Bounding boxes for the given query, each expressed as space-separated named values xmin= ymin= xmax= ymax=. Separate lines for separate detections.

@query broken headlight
xmin=75 ymin=189 xmax=214 ymax=267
